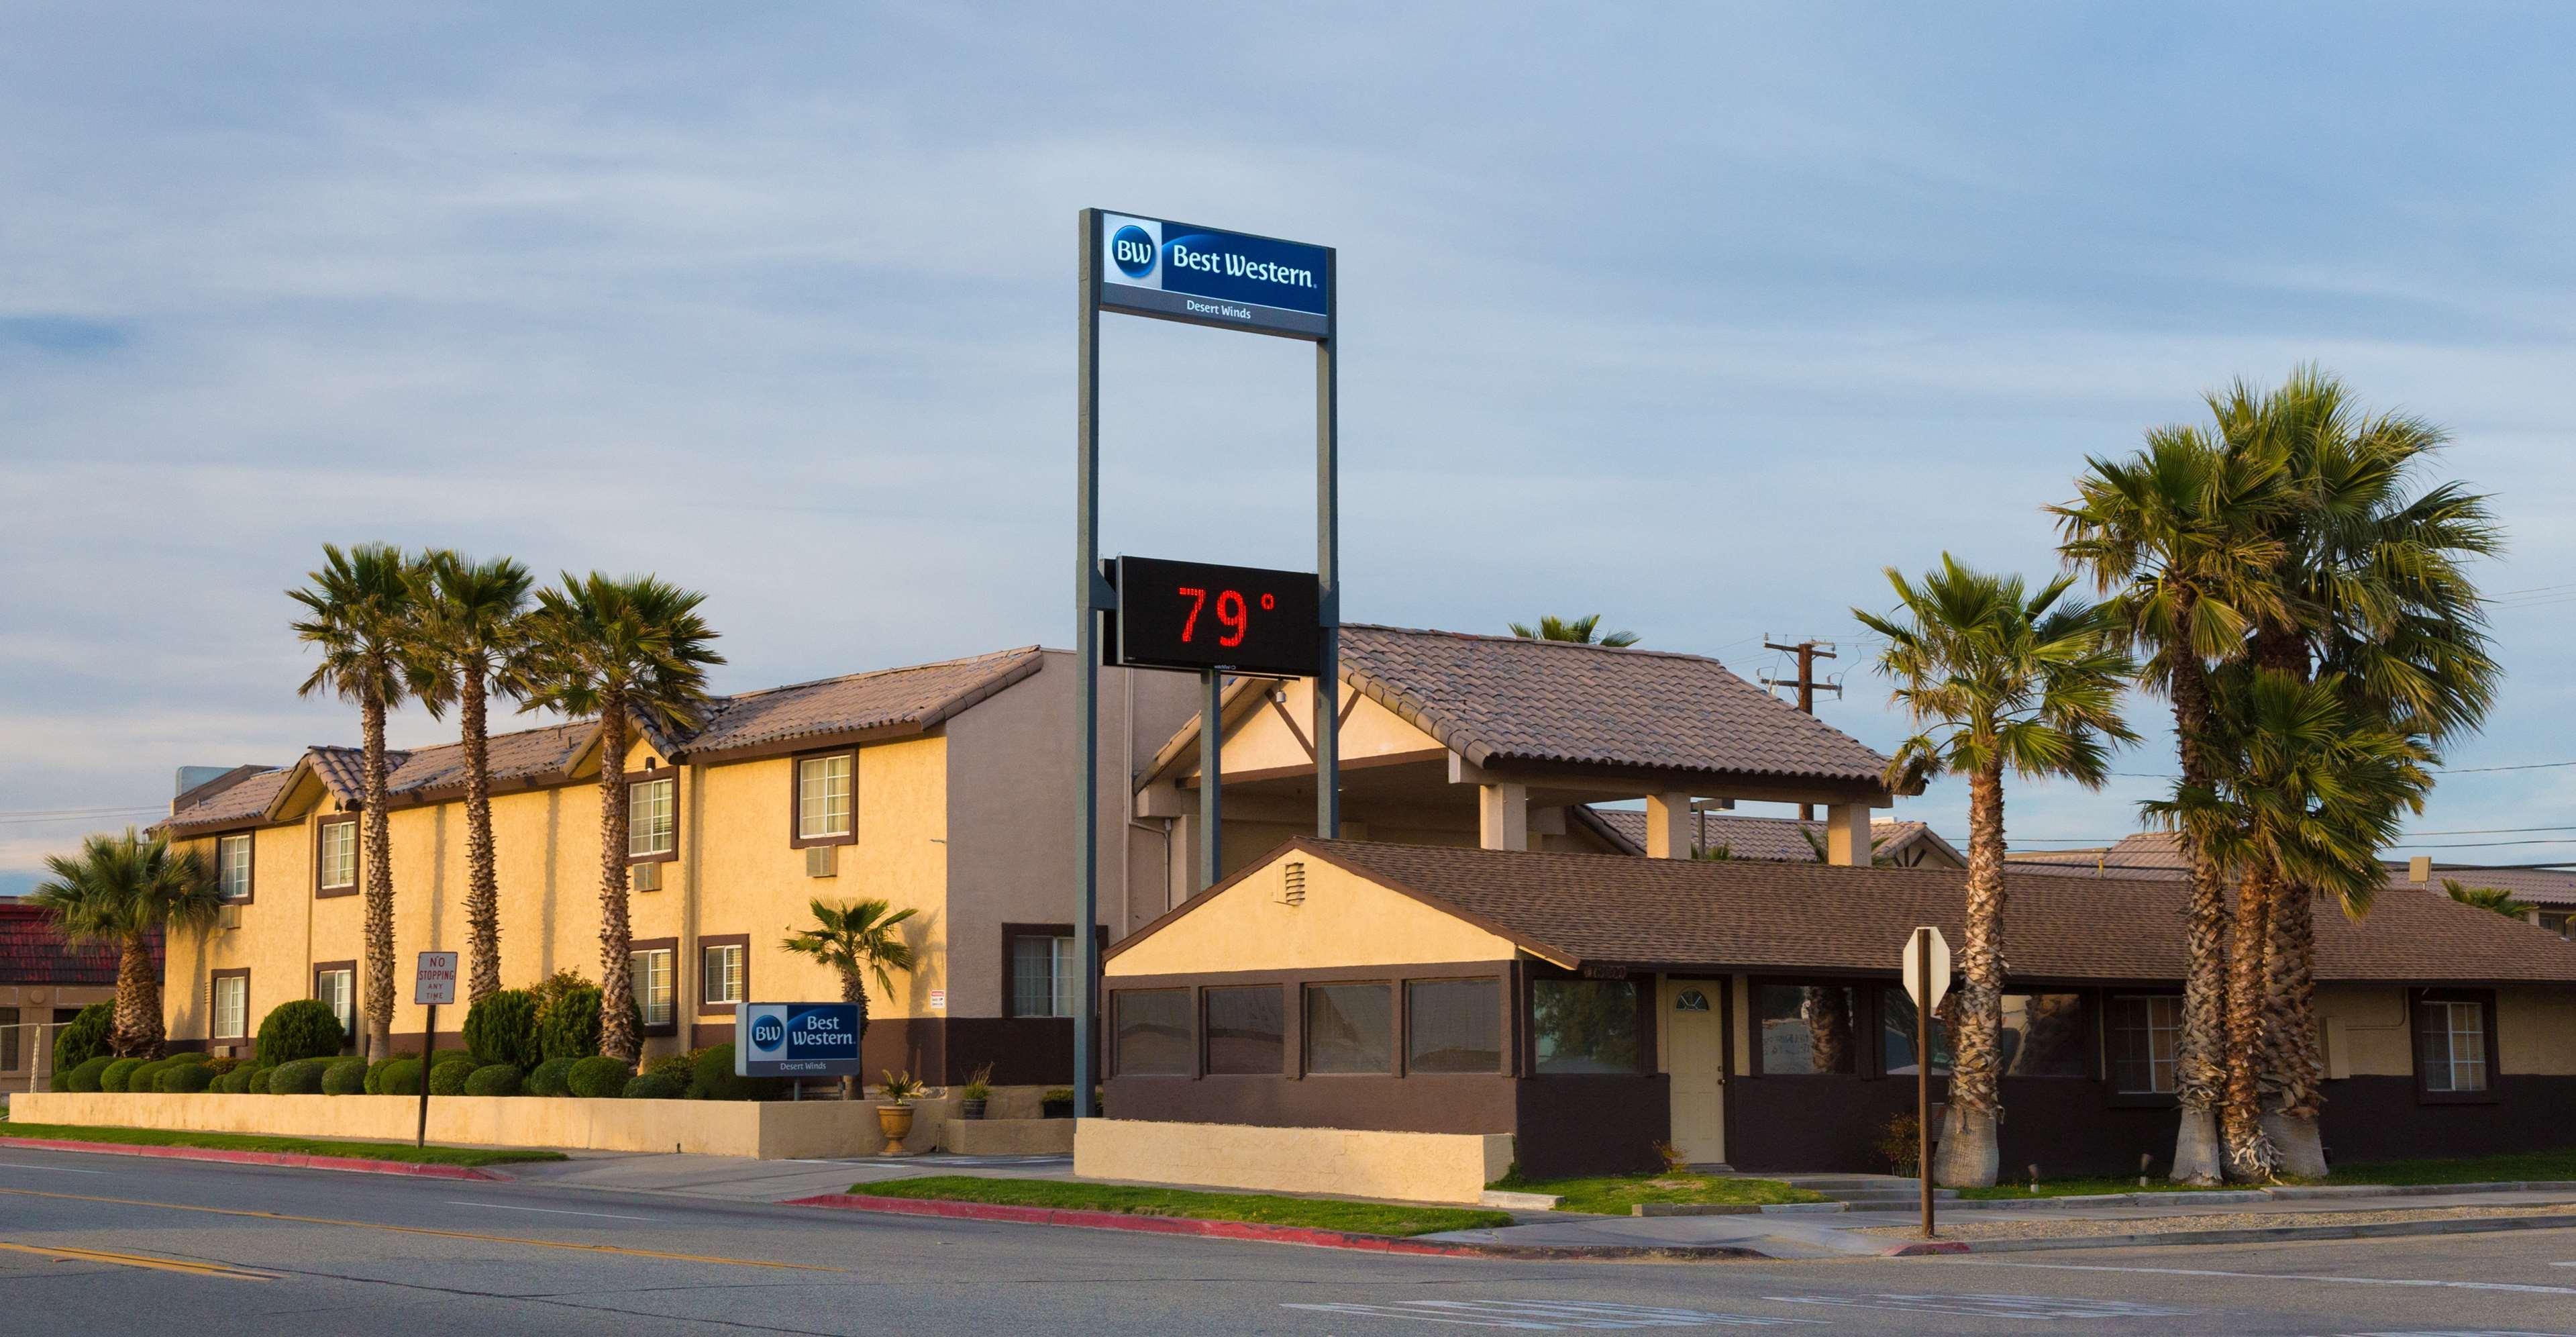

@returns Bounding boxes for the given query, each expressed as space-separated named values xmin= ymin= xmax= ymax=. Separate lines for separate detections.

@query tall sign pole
xmin=1315 ymin=256 xmax=1339 ymax=838
xmin=1073 ymin=209 xmax=1106 ymax=1120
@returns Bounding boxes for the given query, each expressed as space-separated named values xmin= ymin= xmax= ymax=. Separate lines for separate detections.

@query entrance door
xmin=1663 ymin=977 xmax=1725 ymax=1165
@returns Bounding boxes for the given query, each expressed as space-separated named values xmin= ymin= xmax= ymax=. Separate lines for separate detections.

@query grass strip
xmin=851 ymin=1175 xmax=1510 ymax=1237
xmin=0 ymin=1121 xmax=567 ymax=1168
xmin=1957 ymin=1147 xmax=2576 ymax=1199
xmin=1486 ymin=1171 xmax=1824 ymax=1216
xmin=1958 ymin=1178 xmax=2264 ymax=1200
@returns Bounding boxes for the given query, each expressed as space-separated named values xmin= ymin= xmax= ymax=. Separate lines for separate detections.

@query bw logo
xmin=751 ymin=1015 xmax=786 ymax=1052
xmin=1111 ymin=224 xmax=1157 ymax=279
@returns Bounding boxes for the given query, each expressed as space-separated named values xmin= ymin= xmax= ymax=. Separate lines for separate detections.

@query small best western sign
xmin=733 ymin=1002 xmax=863 ymax=1077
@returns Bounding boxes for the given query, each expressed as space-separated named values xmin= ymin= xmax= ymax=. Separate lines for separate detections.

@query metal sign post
xmin=1074 ymin=209 xmax=1339 ymax=1119
xmin=413 ymin=950 xmax=458 ymax=1148
xmin=1902 ymin=926 xmax=1951 ymax=1238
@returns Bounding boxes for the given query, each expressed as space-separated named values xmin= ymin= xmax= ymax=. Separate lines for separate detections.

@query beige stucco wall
xmin=1076 ymin=1117 xmax=1513 ymax=1204
xmin=2318 ymin=985 xmax=2412 ymax=1079
xmin=2500 ymin=987 xmax=2576 ymax=1074
xmin=1106 ymin=850 xmax=1521 ymax=977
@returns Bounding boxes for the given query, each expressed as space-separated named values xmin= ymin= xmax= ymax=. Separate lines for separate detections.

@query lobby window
xmin=1755 ymin=983 xmax=1857 ymax=1075
xmin=2108 ymin=995 xmax=2181 ymax=1094
xmin=2416 ymin=991 xmax=2492 ymax=1096
xmin=212 ymin=973 xmax=249 ymax=1040
xmin=317 ymin=818 xmax=358 ymax=893
xmin=796 ymin=753 xmax=854 ymax=843
xmin=1008 ymin=931 xmax=1079 ymax=1018
xmin=702 ymin=942 xmax=745 ymax=1007
xmin=314 ymin=966 xmax=355 ymax=1042
xmin=1879 ymin=987 xmax=1951 ymax=1077
xmin=2000 ymin=993 xmax=2090 ymax=1077
xmin=1304 ymin=983 xmax=1394 ymax=1075
xmin=216 ymin=834 xmax=253 ymax=901
xmin=1113 ymin=989 xmax=1191 ymax=1076
xmin=1531 ymin=979 xmax=1640 ymax=1075
xmin=631 ymin=948 xmax=674 ymax=1029
xmin=629 ymin=776 xmax=676 ymax=860
xmin=1203 ymin=985 xmax=1284 ymax=1076
xmin=1407 ymin=979 xmax=1502 ymax=1074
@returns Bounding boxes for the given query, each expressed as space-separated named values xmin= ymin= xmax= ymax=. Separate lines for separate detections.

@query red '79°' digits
xmin=1176 ymin=587 xmax=1206 ymax=642
xmin=1217 ymin=589 xmax=1248 ymax=646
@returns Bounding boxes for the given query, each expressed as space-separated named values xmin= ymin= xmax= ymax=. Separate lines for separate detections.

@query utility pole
xmin=1761 ymin=638 xmax=1841 ymax=821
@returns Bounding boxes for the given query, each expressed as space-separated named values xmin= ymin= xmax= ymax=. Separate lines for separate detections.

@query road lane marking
xmin=0 ymin=1240 xmax=278 ymax=1281
xmin=1958 ymin=1260 xmax=2576 ymax=1296
xmin=0 ymin=1162 xmax=109 ymax=1174
xmin=0 ymin=1187 xmax=835 ymax=1272
xmin=1283 ymin=1301 xmax=1825 ymax=1330
xmin=1768 ymin=1292 xmax=2189 ymax=1318
xmin=444 ymin=1201 xmax=650 ymax=1222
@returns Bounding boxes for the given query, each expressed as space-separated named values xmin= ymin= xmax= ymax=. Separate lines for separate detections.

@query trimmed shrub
xmin=687 ymin=1044 xmax=784 ymax=1101
xmin=67 ymin=1056 xmax=113 ymax=1092
xmin=433 ymin=1049 xmax=477 ymax=1071
xmin=99 ymin=1057 xmax=146 ymax=1092
xmin=255 ymin=999 xmax=347 ymax=1067
xmin=463 ymin=1063 xmax=523 ymax=1097
xmin=428 ymin=1059 xmax=474 ymax=1095
xmin=622 ymin=1073 xmax=684 ymax=1100
xmin=465 ymin=989 xmax=542 ymax=1070
xmin=526 ymin=1057 xmax=577 ymax=1097
xmin=51 ymin=1001 xmax=113 ymax=1075
xmin=376 ymin=1058 xmax=425 ymax=1095
xmin=321 ymin=1056 xmax=370 ymax=1095
xmin=566 ymin=1055 xmax=633 ymax=1099
xmin=646 ymin=1051 xmax=696 ymax=1085
xmin=246 ymin=1064 xmax=277 ymax=1094
xmin=537 ymin=986 xmax=604 ymax=1062
xmin=205 ymin=1056 xmax=242 ymax=1077
xmin=211 ymin=1065 xmax=251 ymax=1093
xmin=268 ymin=1058 xmax=329 ymax=1095
xmin=157 ymin=1062 xmax=218 ymax=1093
xmin=363 ymin=1056 xmax=403 ymax=1094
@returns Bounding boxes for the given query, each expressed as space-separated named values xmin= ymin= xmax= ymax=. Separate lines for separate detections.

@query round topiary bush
xmin=246 ymin=1064 xmax=277 ymax=1094
xmin=526 ymin=1056 xmax=577 ymax=1097
xmin=122 ymin=1058 xmax=168 ymax=1093
xmin=268 ymin=1057 xmax=329 ymax=1094
xmin=621 ymin=1072 xmax=684 ymax=1100
xmin=51 ymin=1001 xmax=113 ymax=1076
xmin=67 ymin=1056 xmax=113 ymax=1091
xmin=465 ymin=989 xmax=542 ymax=1070
xmin=374 ymin=1057 xmax=424 ymax=1095
xmin=565 ymin=1055 xmax=633 ymax=1099
xmin=254 ymin=999 xmax=347 ymax=1067
xmin=321 ymin=1056 xmax=370 ymax=1095
xmin=537 ymin=986 xmax=605 ymax=1062
xmin=462 ymin=1062 xmax=523 ymax=1097
xmin=205 ymin=1055 xmax=241 ymax=1077
xmin=688 ymin=1044 xmax=784 ymax=1101
xmin=158 ymin=1061 xmax=219 ymax=1093
xmin=99 ymin=1057 xmax=146 ymax=1092
xmin=428 ymin=1059 xmax=474 ymax=1095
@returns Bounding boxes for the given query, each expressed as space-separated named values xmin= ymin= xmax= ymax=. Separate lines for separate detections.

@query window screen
xmin=1203 ymin=985 xmax=1284 ymax=1075
xmin=1113 ymin=989 xmax=1191 ymax=1075
xmin=1406 ymin=979 xmax=1501 ymax=1073
xmin=1304 ymin=983 xmax=1392 ymax=1074
xmin=1531 ymin=979 xmax=1640 ymax=1074
xmin=702 ymin=944 xmax=744 ymax=1005
xmin=1010 ymin=934 xmax=1078 ymax=1018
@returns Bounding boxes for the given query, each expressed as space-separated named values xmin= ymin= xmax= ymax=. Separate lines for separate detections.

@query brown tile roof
xmin=386 ymin=721 xmax=596 ymax=799
xmin=1233 ymin=839 xmax=2576 ymax=985
xmin=0 ymin=903 xmax=156 ymax=987
xmin=158 ymin=767 xmax=293 ymax=836
xmin=1582 ymin=808 xmax=1955 ymax=864
xmin=680 ymin=646 xmax=1045 ymax=757
xmin=1335 ymin=625 xmax=1892 ymax=787
xmin=2010 ymin=832 xmax=2576 ymax=907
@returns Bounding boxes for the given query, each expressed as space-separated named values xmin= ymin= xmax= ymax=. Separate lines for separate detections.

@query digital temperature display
xmin=1111 ymin=556 xmax=1321 ymax=679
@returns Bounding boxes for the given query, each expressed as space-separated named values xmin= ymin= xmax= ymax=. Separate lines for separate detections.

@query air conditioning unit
xmin=217 ymin=904 xmax=243 ymax=930
xmin=631 ymin=861 xmax=662 ymax=892
xmin=805 ymin=844 xmax=838 ymax=879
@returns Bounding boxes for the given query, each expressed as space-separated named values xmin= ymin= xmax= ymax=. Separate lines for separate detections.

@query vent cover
xmin=1281 ymin=860 xmax=1306 ymax=906
xmin=805 ymin=844 xmax=839 ymax=879
xmin=631 ymin=861 xmax=662 ymax=892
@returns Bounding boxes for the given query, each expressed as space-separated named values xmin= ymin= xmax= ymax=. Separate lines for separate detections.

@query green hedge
xmin=466 ymin=989 xmax=542 ymax=1070
xmin=256 ymin=999 xmax=347 ymax=1067
xmin=157 ymin=1062 xmax=219 ymax=1093
xmin=372 ymin=1058 xmax=423 ymax=1095
xmin=66 ymin=1056 xmax=113 ymax=1092
xmin=688 ymin=1044 xmax=784 ymax=1101
xmin=268 ymin=1058 xmax=331 ymax=1095
xmin=246 ymin=1064 xmax=278 ymax=1094
xmin=526 ymin=1057 xmax=576 ymax=1097
xmin=428 ymin=1059 xmax=474 ymax=1095
xmin=99 ymin=1057 xmax=146 ymax=1092
xmin=621 ymin=1073 xmax=684 ymax=1100
xmin=566 ymin=1056 xmax=632 ymax=1099
xmin=646 ymin=1051 xmax=696 ymax=1085
xmin=537 ymin=986 xmax=603 ymax=1062
xmin=463 ymin=1063 xmax=523 ymax=1097
xmin=51 ymin=1003 xmax=113 ymax=1075
xmin=321 ymin=1056 xmax=370 ymax=1095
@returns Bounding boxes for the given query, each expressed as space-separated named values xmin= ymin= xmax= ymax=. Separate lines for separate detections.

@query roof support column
xmin=1826 ymin=802 xmax=1871 ymax=866
xmin=1478 ymin=782 xmax=1529 ymax=852
xmin=1644 ymin=791 xmax=1693 ymax=859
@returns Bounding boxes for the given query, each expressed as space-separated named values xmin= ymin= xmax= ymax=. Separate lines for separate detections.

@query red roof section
xmin=0 ymin=902 xmax=155 ymax=987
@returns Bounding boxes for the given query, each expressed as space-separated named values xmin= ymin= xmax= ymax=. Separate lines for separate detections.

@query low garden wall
xmin=1074 ymin=1118 xmax=1513 ymax=1205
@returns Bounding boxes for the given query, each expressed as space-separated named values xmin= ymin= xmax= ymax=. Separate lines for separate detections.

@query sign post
xmin=1902 ymin=926 xmax=1951 ymax=1238
xmin=413 ymin=950 xmax=458 ymax=1148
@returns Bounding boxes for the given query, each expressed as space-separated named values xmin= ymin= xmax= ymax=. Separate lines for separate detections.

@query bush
xmin=688 ymin=1044 xmax=784 ymax=1102
xmin=622 ymin=1073 xmax=684 ymax=1100
xmin=428 ymin=1060 xmax=474 ymax=1095
xmin=372 ymin=1058 xmax=423 ymax=1095
xmin=67 ymin=1056 xmax=113 ymax=1092
xmin=526 ymin=1057 xmax=577 ymax=1097
xmin=465 ymin=989 xmax=542 ymax=1070
xmin=99 ymin=1057 xmax=146 ymax=1092
xmin=566 ymin=1055 xmax=633 ymax=1099
xmin=255 ymin=999 xmax=347 ymax=1066
xmin=433 ymin=1048 xmax=477 ymax=1071
xmin=321 ymin=1056 xmax=370 ymax=1095
xmin=157 ymin=1062 xmax=218 ymax=1093
xmin=246 ymin=1064 xmax=278 ymax=1094
xmin=363 ymin=1057 xmax=405 ymax=1094
xmin=213 ymin=1064 xmax=258 ymax=1093
xmin=268 ymin=1058 xmax=329 ymax=1095
xmin=463 ymin=1063 xmax=523 ymax=1097
xmin=537 ymin=986 xmax=605 ymax=1062
xmin=51 ymin=1001 xmax=113 ymax=1075
xmin=646 ymin=1051 xmax=697 ymax=1085
xmin=205 ymin=1056 xmax=242 ymax=1077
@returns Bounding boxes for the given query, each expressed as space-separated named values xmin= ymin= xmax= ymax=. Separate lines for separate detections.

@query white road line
xmin=0 ymin=1162 xmax=108 ymax=1175
xmin=1959 ymin=1260 xmax=2576 ymax=1297
xmin=444 ymin=1201 xmax=650 ymax=1222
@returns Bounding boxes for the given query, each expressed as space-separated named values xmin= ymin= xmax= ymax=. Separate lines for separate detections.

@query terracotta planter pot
xmin=876 ymin=1102 xmax=917 ymax=1154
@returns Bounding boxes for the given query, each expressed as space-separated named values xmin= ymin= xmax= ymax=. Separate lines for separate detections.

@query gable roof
xmin=1151 ymin=838 xmax=2576 ymax=986
xmin=679 ymin=646 xmax=1045 ymax=758
xmin=1581 ymin=807 xmax=1959 ymax=865
xmin=0 ymin=903 xmax=154 ymax=987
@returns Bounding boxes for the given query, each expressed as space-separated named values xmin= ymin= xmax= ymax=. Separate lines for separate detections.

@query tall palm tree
xmin=407 ymin=551 xmax=535 ymax=1005
xmin=519 ymin=573 xmax=723 ymax=1064
xmin=291 ymin=542 xmax=424 ymax=1060
xmin=780 ymin=897 xmax=921 ymax=1099
xmin=1855 ymin=556 xmax=2137 ymax=1187
xmin=2052 ymin=425 xmax=2291 ymax=1184
xmin=30 ymin=829 xmax=224 ymax=1057
xmin=1507 ymin=614 xmax=1639 ymax=647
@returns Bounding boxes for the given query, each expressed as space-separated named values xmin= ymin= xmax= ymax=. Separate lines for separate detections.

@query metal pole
xmin=1313 ymin=250 xmax=1339 ymax=839
xmin=417 ymin=1000 xmax=436 ymax=1149
xmin=1072 ymin=209 xmax=1104 ymax=1120
xmin=1917 ymin=928 xmax=1934 ymax=1239
xmin=1200 ymin=668 xmax=1223 ymax=891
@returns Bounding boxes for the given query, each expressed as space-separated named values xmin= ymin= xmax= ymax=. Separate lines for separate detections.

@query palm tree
xmin=1508 ymin=614 xmax=1639 ymax=648
xmin=407 ymin=551 xmax=535 ymax=1005
xmin=781 ymin=897 xmax=920 ymax=1099
xmin=2053 ymin=424 xmax=2291 ymax=1185
xmin=1855 ymin=556 xmax=2137 ymax=1187
xmin=519 ymin=573 xmax=723 ymax=1064
xmin=2442 ymin=879 xmax=2532 ymax=920
xmin=30 ymin=829 xmax=225 ymax=1057
xmin=291 ymin=542 xmax=424 ymax=1060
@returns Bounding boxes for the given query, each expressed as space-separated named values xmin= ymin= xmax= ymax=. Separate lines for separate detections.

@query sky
xmin=6 ymin=3 xmax=2575 ymax=892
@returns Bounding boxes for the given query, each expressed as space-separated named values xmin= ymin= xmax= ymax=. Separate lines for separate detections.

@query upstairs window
xmin=702 ymin=942 xmax=745 ymax=1006
xmin=796 ymin=753 xmax=854 ymax=843
xmin=216 ymin=834 xmax=254 ymax=901
xmin=629 ymin=776 xmax=677 ymax=860
xmin=317 ymin=819 xmax=358 ymax=893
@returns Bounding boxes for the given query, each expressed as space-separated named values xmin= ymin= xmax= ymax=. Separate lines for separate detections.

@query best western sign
xmin=733 ymin=1002 xmax=864 ymax=1077
xmin=1098 ymin=213 xmax=1332 ymax=339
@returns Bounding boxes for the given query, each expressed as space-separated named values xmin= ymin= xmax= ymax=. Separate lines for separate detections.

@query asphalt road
xmin=4 ymin=1146 xmax=2573 ymax=1335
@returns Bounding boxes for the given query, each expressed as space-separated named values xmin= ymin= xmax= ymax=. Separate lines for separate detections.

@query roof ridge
xmin=707 ymin=645 xmax=1044 ymax=705
xmin=1343 ymin=622 xmax=1727 ymax=665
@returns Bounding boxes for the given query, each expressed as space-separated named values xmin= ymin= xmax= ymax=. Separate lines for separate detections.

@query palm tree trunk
xmin=596 ymin=693 xmax=639 ymax=1064
xmin=360 ymin=674 xmax=397 ymax=1061
xmin=1933 ymin=760 xmax=2006 ymax=1189
xmin=842 ymin=969 xmax=868 ymax=1101
xmin=461 ymin=668 xmax=502 ymax=1005
xmin=111 ymin=936 xmax=164 ymax=1058
xmin=2265 ymin=877 xmax=2328 ymax=1177
xmin=2165 ymin=644 xmax=2229 ymax=1185
xmin=2221 ymin=863 xmax=2279 ymax=1181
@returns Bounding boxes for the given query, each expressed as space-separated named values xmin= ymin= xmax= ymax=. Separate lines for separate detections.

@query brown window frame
xmin=697 ymin=934 xmax=750 ymax=1014
xmin=1109 ymin=987 xmax=1195 ymax=1078
xmin=213 ymin=831 xmax=256 ymax=904
xmin=1402 ymin=975 xmax=1509 ymax=1077
xmin=1300 ymin=979 xmax=1398 ymax=1077
xmin=2412 ymin=987 xmax=2501 ymax=1105
xmin=314 ymin=815 xmax=360 ymax=898
xmin=311 ymin=959 xmax=358 ymax=1050
xmin=629 ymin=938 xmax=679 ymax=1037
xmin=788 ymin=748 xmax=858 ymax=849
xmin=1201 ymin=983 xmax=1290 ymax=1078
xmin=625 ymin=772 xmax=680 ymax=866
xmin=209 ymin=967 xmax=252 ymax=1041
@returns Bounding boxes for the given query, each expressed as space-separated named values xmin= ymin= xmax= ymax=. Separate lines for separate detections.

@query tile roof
xmin=1336 ymin=625 xmax=1893 ymax=787
xmin=1228 ymin=839 xmax=2576 ymax=985
xmin=2009 ymin=831 xmax=2576 ymax=906
xmin=0 ymin=903 xmax=154 ymax=987
xmin=158 ymin=767 xmax=293 ymax=836
xmin=1583 ymin=808 xmax=1953 ymax=864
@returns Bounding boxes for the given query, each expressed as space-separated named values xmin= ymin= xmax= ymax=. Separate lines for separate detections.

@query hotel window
xmin=1203 ymin=985 xmax=1284 ymax=1075
xmin=216 ymin=834 xmax=253 ymax=901
xmin=1406 ymin=979 xmax=1502 ymax=1074
xmin=2416 ymin=991 xmax=2492 ymax=1096
xmin=1999 ymin=993 xmax=2090 ymax=1077
xmin=702 ymin=942 xmax=745 ymax=1006
xmin=1879 ymin=987 xmax=1952 ymax=1077
xmin=1754 ymin=983 xmax=1858 ymax=1075
xmin=2542 ymin=910 xmax=2573 ymax=940
xmin=1008 ymin=931 xmax=1080 ymax=1018
xmin=1304 ymin=983 xmax=1393 ymax=1075
xmin=1531 ymin=979 xmax=1641 ymax=1074
xmin=317 ymin=818 xmax=358 ymax=893
xmin=212 ymin=973 xmax=249 ymax=1040
xmin=314 ymin=966 xmax=356 ymax=1042
xmin=2108 ymin=995 xmax=2182 ymax=1094
xmin=1113 ymin=989 xmax=1191 ymax=1076
xmin=631 ymin=948 xmax=675 ymax=1029
xmin=629 ymin=776 xmax=676 ymax=860
xmin=796 ymin=753 xmax=854 ymax=844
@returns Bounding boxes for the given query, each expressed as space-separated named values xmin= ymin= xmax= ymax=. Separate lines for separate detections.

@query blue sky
xmin=6 ymin=3 xmax=2575 ymax=890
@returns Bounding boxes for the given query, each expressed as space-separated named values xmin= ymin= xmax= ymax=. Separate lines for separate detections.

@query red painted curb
xmin=0 ymin=1136 xmax=506 ymax=1181
xmin=784 ymin=1193 xmax=1761 ymax=1261
xmin=1880 ymin=1240 xmax=1971 ymax=1256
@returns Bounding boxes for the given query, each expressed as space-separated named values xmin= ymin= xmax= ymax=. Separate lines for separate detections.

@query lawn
xmin=1486 ymin=1170 xmax=1825 ymax=1216
xmin=0 ymin=1120 xmax=568 ymax=1169
xmin=1956 ymin=1147 xmax=2576 ymax=1199
xmin=849 ymin=1175 xmax=1512 ymax=1237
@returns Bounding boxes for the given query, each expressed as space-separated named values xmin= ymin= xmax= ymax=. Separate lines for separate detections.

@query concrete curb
xmin=785 ymin=1193 xmax=1764 ymax=1261
xmin=1957 ymin=1181 xmax=2576 ymax=1212
xmin=1947 ymin=1211 xmax=2576 ymax=1254
xmin=0 ymin=1134 xmax=509 ymax=1181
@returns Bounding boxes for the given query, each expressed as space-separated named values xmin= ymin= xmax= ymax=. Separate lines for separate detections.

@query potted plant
xmin=958 ymin=1062 xmax=993 ymax=1121
xmin=876 ymin=1070 xmax=925 ymax=1154
xmin=1040 ymin=1086 xmax=1074 ymax=1120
